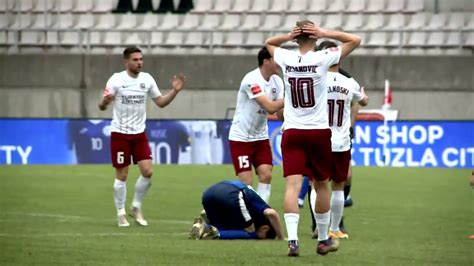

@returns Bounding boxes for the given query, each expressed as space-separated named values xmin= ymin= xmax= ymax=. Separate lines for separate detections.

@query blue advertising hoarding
xmin=0 ymin=119 xmax=473 ymax=168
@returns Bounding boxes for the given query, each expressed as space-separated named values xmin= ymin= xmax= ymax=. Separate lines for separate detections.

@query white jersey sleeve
xmin=244 ymin=83 xmax=266 ymax=99
xmin=320 ymin=46 xmax=342 ymax=68
xmin=350 ymin=78 xmax=364 ymax=102
xmin=147 ymin=73 xmax=162 ymax=99
xmin=104 ymin=73 xmax=119 ymax=96
xmin=274 ymin=47 xmax=289 ymax=69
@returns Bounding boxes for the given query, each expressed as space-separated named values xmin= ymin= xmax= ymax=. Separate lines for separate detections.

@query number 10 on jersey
xmin=289 ymin=77 xmax=316 ymax=108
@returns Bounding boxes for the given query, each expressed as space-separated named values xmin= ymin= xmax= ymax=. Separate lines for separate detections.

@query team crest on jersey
xmin=140 ymin=83 xmax=146 ymax=89
xmin=272 ymin=88 xmax=276 ymax=93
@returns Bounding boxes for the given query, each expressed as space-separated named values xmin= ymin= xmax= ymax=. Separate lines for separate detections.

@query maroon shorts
xmin=229 ymin=139 xmax=273 ymax=175
xmin=330 ymin=150 xmax=351 ymax=183
xmin=281 ymin=128 xmax=332 ymax=181
xmin=110 ymin=132 xmax=152 ymax=168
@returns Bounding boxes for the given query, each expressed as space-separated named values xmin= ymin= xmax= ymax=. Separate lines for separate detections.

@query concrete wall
xmin=0 ymin=54 xmax=473 ymax=120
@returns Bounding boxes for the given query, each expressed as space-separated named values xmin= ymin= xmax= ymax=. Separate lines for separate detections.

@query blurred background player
xmin=68 ymin=119 xmax=112 ymax=164
xmin=228 ymin=47 xmax=284 ymax=203
xmin=146 ymin=120 xmax=190 ymax=164
xmin=265 ymin=21 xmax=361 ymax=256
xmin=98 ymin=46 xmax=186 ymax=227
xmin=308 ymin=41 xmax=369 ymax=240
xmin=185 ymin=120 xmax=218 ymax=164
xmin=189 ymin=180 xmax=284 ymax=240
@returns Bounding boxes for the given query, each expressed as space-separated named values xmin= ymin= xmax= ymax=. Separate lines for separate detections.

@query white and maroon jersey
xmin=103 ymin=71 xmax=161 ymax=134
xmin=274 ymin=46 xmax=341 ymax=130
xmin=229 ymin=68 xmax=284 ymax=141
xmin=326 ymin=71 xmax=363 ymax=152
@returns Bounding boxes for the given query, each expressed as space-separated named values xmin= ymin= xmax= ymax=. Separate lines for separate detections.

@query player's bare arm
xmin=255 ymin=95 xmax=284 ymax=114
xmin=98 ymin=95 xmax=115 ymax=111
xmin=358 ymin=86 xmax=369 ymax=106
xmin=263 ymin=208 xmax=284 ymax=240
xmin=265 ymin=26 xmax=302 ymax=56
xmin=154 ymin=73 xmax=186 ymax=108
xmin=302 ymin=25 xmax=361 ymax=58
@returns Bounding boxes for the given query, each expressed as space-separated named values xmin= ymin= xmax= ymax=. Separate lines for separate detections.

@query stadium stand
xmin=0 ymin=0 xmax=473 ymax=55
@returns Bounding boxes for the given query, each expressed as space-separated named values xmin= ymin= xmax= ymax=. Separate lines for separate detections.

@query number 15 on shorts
xmin=238 ymin=155 xmax=249 ymax=169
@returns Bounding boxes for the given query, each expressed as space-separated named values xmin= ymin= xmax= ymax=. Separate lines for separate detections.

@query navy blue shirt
xmin=145 ymin=121 xmax=190 ymax=164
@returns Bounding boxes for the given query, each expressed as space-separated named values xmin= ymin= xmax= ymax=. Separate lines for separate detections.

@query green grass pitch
xmin=0 ymin=165 xmax=472 ymax=265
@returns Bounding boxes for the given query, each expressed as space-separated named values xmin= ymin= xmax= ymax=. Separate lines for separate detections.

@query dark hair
xmin=123 ymin=46 xmax=142 ymax=59
xmin=255 ymin=218 xmax=277 ymax=239
xmin=257 ymin=47 xmax=272 ymax=66
xmin=338 ymin=68 xmax=352 ymax=78
xmin=316 ymin=40 xmax=338 ymax=51
xmin=296 ymin=20 xmax=314 ymax=43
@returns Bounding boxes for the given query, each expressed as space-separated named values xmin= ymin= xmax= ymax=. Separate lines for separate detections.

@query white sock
xmin=310 ymin=187 xmax=317 ymax=215
xmin=284 ymin=213 xmax=300 ymax=241
xmin=132 ymin=175 xmax=151 ymax=209
xmin=113 ymin=179 xmax=126 ymax=216
xmin=257 ymin=183 xmax=271 ymax=203
xmin=298 ymin=198 xmax=304 ymax=206
xmin=330 ymin=191 xmax=345 ymax=232
xmin=316 ymin=211 xmax=330 ymax=241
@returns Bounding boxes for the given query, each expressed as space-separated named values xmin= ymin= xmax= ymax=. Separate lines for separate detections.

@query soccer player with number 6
xmin=98 ymin=47 xmax=186 ymax=227
xmin=265 ymin=21 xmax=361 ymax=256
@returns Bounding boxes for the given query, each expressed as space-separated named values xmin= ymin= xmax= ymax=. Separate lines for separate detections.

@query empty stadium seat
xmin=200 ymin=14 xmax=220 ymax=29
xmin=464 ymin=32 xmax=474 ymax=47
xmin=116 ymin=13 xmax=138 ymax=29
xmin=384 ymin=14 xmax=406 ymax=30
xmin=157 ymin=14 xmax=180 ymax=29
xmin=74 ymin=0 xmax=94 ymax=13
xmin=60 ymin=31 xmax=80 ymax=46
xmin=220 ymin=14 xmax=240 ymax=29
xmin=183 ymin=31 xmax=205 ymax=46
xmin=232 ymin=0 xmax=250 ymax=13
xmin=306 ymin=0 xmax=327 ymax=13
xmin=76 ymin=13 xmax=95 ymax=29
xmin=150 ymin=31 xmax=164 ymax=44
xmin=260 ymin=14 xmax=282 ymax=30
xmin=426 ymin=13 xmax=447 ymax=29
xmin=326 ymin=0 xmax=346 ymax=13
xmin=164 ymin=32 xmax=184 ymax=46
xmin=180 ymin=13 xmax=201 ymax=29
xmin=136 ymin=13 xmax=159 ymax=29
xmin=279 ymin=14 xmax=302 ymax=30
xmin=322 ymin=14 xmax=343 ymax=30
xmin=53 ymin=0 xmax=74 ymax=13
xmin=0 ymin=0 xmax=16 ymax=13
xmin=20 ymin=31 xmax=41 ymax=45
xmin=268 ymin=0 xmax=289 ymax=13
xmin=287 ymin=0 xmax=308 ymax=13
xmin=0 ymin=13 xmax=9 ymax=28
xmin=405 ymin=12 xmax=427 ymax=29
xmin=212 ymin=0 xmax=232 ymax=13
xmin=248 ymin=0 xmax=269 ymax=14
xmin=225 ymin=31 xmax=244 ymax=46
xmin=94 ymin=0 xmax=115 ymax=13
xmin=55 ymin=13 xmax=74 ymax=29
xmin=427 ymin=31 xmax=445 ymax=46
xmin=346 ymin=0 xmax=366 ymax=13
xmin=191 ymin=0 xmax=213 ymax=14
xmin=10 ymin=14 xmax=34 ymax=29
xmin=366 ymin=32 xmax=387 ymax=47
xmin=407 ymin=32 xmax=427 ymax=46
xmin=103 ymin=32 xmax=122 ymax=46
xmin=365 ymin=14 xmax=385 ymax=30
xmin=240 ymin=14 xmax=261 ymax=30
xmin=95 ymin=14 xmax=117 ymax=29
xmin=444 ymin=31 xmax=461 ymax=47
xmin=445 ymin=12 xmax=467 ymax=30
xmin=385 ymin=0 xmax=405 ymax=13
xmin=246 ymin=31 xmax=264 ymax=46
xmin=15 ymin=0 xmax=34 ymax=13
xmin=31 ymin=14 xmax=54 ymax=29
xmin=405 ymin=0 xmax=424 ymax=13
xmin=365 ymin=0 xmax=385 ymax=13
xmin=343 ymin=14 xmax=364 ymax=30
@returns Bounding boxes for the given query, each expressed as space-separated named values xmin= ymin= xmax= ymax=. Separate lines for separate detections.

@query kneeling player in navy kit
xmin=189 ymin=180 xmax=284 ymax=240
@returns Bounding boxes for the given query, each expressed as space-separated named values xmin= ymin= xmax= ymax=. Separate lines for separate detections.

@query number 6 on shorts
xmin=117 ymin=151 xmax=124 ymax=164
